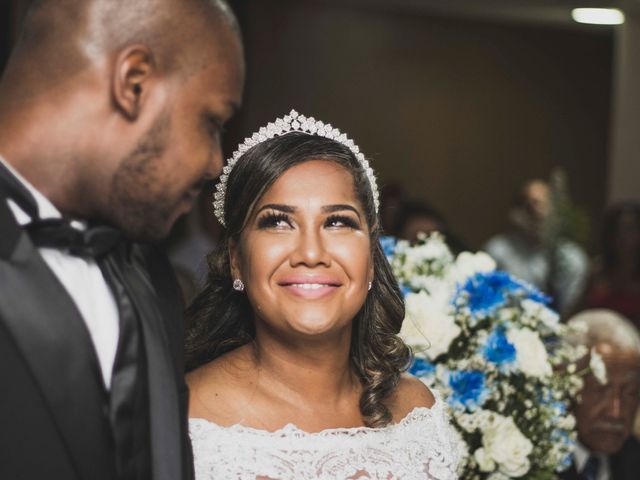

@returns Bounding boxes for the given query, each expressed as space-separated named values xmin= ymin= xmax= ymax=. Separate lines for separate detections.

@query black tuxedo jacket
xmin=0 ymin=196 xmax=193 ymax=480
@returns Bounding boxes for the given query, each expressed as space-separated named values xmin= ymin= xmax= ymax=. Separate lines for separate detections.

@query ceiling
xmin=311 ymin=0 xmax=640 ymax=28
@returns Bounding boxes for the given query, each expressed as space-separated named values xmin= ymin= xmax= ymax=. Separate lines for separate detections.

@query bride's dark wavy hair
xmin=185 ymin=132 xmax=410 ymax=427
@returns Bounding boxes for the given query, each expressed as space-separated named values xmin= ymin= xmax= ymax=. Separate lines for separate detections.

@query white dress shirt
xmin=1 ymin=155 xmax=119 ymax=389
xmin=574 ymin=442 xmax=611 ymax=480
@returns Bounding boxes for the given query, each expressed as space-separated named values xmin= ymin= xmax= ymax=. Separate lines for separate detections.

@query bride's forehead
xmin=261 ymin=161 xmax=358 ymax=202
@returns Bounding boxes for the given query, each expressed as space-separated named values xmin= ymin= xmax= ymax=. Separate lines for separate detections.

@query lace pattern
xmin=189 ymin=393 xmax=461 ymax=479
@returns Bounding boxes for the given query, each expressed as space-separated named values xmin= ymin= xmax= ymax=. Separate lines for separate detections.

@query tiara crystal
xmin=213 ymin=109 xmax=380 ymax=226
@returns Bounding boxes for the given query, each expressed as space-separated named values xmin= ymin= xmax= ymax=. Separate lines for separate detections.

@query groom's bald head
xmin=6 ymin=0 xmax=238 ymax=88
xmin=0 ymin=0 xmax=244 ymax=239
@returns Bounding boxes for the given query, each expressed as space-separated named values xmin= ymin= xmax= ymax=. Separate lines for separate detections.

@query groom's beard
xmin=108 ymin=110 xmax=183 ymax=241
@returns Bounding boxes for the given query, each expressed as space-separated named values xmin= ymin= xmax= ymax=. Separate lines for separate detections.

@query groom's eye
xmin=204 ymin=113 xmax=225 ymax=143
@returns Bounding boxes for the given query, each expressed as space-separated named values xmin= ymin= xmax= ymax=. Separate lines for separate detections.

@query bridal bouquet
xmin=384 ymin=233 xmax=586 ymax=479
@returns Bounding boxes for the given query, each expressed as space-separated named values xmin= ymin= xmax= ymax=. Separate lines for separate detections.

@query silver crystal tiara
xmin=213 ymin=109 xmax=380 ymax=227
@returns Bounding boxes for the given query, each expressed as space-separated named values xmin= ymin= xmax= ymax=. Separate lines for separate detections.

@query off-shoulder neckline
xmin=189 ymin=391 xmax=443 ymax=437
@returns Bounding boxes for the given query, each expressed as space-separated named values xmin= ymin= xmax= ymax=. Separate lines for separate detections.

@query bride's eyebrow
xmin=254 ymin=203 xmax=361 ymax=219
xmin=256 ymin=204 xmax=296 ymax=214
xmin=321 ymin=204 xmax=361 ymax=220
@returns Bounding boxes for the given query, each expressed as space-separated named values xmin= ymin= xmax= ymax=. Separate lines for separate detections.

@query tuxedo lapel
xmin=0 ymin=201 xmax=115 ymax=480
xmin=116 ymin=246 xmax=182 ymax=480
xmin=558 ymin=462 xmax=579 ymax=480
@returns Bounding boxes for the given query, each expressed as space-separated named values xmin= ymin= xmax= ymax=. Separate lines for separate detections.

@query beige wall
xmin=609 ymin=13 xmax=640 ymax=205
xmin=233 ymin=0 xmax=613 ymax=249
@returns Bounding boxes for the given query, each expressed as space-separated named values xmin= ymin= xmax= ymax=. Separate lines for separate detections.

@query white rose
xmin=507 ymin=327 xmax=552 ymax=378
xmin=487 ymin=473 xmax=510 ymax=480
xmin=405 ymin=240 xmax=452 ymax=268
xmin=417 ymin=235 xmax=453 ymax=261
xmin=589 ymin=348 xmax=608 ymax=385
xmin=408 ymin=276 xmax=455 ymax=310
xmin=521 ymin=299 xmax=560 ymax=330
xmin=401 ymin=291 xmax=461 ymax=360
xmin=474 ymin=448 xmax=496 ymax=472
xmin=483 ymin=415 xmax=533 ymax=477
xmin=452 ymin=251 xmax=496 ymax=283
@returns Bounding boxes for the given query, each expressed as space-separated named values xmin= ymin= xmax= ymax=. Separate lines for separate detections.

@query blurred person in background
xmin=485 ymin=179 xmax=588 ymax=316
xmin=563 ymin=309 xmax=640 ymax=480
xmin=378 ymin=183 xmax=407 ymax=237
xmin=582 ymin=204 xmax=640 ymax=328
xmin=395 ymin=200 xmax=468 ymax=254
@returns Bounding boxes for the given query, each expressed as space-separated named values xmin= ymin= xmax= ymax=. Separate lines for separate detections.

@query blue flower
xmin=551 ymin=401 xmax=567 ymax=416
xmin=456 ymin=271 xmax=550 ymax=319
xmin=399 ymin=283 xmax=412 ymax=297
xmin=447 ymin=370 xmax=490 ymax=411
xmin=409 ymin=357 xmax=435 ymax=378
xmin=551 ymin=430 xmax=575 ymax=472
xmin=484 ymin=327 xmax=516 ymax=366
xmin=527 ymin=288 xmax=552 ymax=305
xmin=558 ymin=453 xmax=574 ymax=472
xmin=379 ymin=236 xmax=398 ymax=259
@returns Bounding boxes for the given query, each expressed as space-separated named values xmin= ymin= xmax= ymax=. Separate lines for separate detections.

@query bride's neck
xmin=251 ymin=329 xmax=358 ymax=406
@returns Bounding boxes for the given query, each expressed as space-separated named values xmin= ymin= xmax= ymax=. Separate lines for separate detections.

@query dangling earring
xmin=368 ymin=281 xmax=372 ymax=291
xmin=233 ymin=279 xmax=245 ymax=292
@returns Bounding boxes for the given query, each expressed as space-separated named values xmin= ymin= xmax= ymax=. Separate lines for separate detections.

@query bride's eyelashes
xmin=325 ymin=214 xmax=361 ymax=230
xmin=256 ymin=212 xmax=361 ymax=231
xmin=257 ymin=212 xmax=293 ymax=230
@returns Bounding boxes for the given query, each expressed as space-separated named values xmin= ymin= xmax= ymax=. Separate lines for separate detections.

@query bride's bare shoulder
xmin=186 ymin=346 xmax=255 ymax=422
xmin=388 ymin=373 xmax=436 ymax=422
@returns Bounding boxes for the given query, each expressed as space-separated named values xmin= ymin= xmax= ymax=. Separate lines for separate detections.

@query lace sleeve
xmin=189 ymin=393 xmax=462 ymax=480
xmin=415 ymin=399 xmax=463 ymax=480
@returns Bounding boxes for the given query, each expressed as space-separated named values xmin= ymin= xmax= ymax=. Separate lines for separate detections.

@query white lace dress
xmin=189 ymin=393 xmax=461 ymax=480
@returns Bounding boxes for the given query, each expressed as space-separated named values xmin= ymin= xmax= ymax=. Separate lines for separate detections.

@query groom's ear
xmin=112 ymin=45 xmax=156 ymax=121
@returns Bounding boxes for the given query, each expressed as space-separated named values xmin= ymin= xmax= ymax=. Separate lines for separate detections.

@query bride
xmin=185 ymin=110 xmax=460 ymax=479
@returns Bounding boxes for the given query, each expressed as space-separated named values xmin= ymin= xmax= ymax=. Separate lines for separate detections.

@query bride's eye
xmin=257 ymin=212 xmax=293 ymax=230
xmin=325 ymin=214 xmax=360 ymax=230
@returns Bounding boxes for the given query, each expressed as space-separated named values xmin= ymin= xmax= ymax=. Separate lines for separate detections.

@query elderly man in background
xmin=563 ymin=309 xmax=640 ymax=480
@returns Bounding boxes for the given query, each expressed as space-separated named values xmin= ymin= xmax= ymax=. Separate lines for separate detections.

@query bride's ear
xmin=228 ymin=239 xmax=241 ymax=280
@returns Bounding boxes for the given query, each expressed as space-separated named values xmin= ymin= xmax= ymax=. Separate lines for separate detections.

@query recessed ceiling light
xmin=571 ymin=8 xmax=625 ymax=25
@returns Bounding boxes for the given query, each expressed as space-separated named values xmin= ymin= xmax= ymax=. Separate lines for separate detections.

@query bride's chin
xmin=260 ymin=317 xmax=350 ymax=341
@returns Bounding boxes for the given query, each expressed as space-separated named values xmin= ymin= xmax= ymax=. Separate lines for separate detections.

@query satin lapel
xmin=0 ymin=207 xmax=114 ymax=480
xmin=116 ymin=246 xmax=182 ymax=480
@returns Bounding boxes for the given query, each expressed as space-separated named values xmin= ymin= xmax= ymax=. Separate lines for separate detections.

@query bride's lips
xmin=277 ymin=275 xmax=343 ymax=299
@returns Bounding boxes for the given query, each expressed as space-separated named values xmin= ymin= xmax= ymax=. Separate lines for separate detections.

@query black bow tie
xmin=25 ymin=218 xmax=122 ymax=258
xmin=0 ymin=160 xmax=121 ymax=258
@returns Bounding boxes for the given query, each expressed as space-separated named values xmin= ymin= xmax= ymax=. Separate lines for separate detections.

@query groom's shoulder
xmin=388 ymin=374 xmax=436 ymax=422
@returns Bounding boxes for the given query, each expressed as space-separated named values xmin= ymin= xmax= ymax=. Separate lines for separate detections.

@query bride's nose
xmin=289 ymin=228 xmax=331 ymax=268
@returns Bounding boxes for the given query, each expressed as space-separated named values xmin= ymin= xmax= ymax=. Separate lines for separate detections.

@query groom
xmin=0 ymin=1 xmax=243 ymax=479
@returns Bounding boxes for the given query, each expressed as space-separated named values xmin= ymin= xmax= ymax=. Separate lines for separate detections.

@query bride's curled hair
xmin=185 ymin=132 xmax=410 ymax=427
